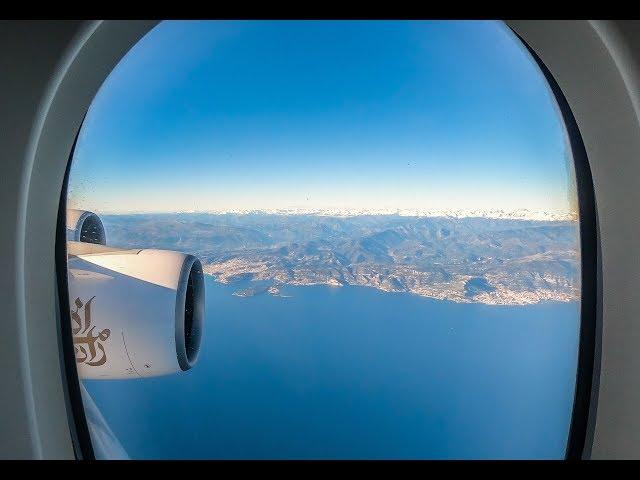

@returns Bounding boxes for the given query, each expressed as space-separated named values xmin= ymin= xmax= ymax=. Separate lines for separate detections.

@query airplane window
xmin=64 ymin=20 xmax=586 ymax=459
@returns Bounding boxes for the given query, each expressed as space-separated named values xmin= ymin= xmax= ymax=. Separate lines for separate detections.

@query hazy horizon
xmin=87 ymin=207 xmax=577 ymax=222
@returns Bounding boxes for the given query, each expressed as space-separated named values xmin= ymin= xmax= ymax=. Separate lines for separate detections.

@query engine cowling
xmin=67 ymin=209 xmax=107 ymax=245
xmin=67 ymin=241 xmax=205 ymax=379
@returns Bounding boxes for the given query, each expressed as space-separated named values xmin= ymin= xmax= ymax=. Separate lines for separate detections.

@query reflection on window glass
xmin=66 ymin=20 xmax=581 ymax=459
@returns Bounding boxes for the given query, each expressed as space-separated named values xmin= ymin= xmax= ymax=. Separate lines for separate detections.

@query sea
xmin=84 ymin=276 xmax=580 ymax=459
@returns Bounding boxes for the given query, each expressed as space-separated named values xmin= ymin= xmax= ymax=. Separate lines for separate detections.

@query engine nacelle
xmin=67 ymin=209 xmax=107 ymax=245
xmin=67 ymin=242 xmax=205 ymax=379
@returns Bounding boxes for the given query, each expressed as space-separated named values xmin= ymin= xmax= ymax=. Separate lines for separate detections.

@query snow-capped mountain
xmin=194 ymin=207 xmax=577 ymax=222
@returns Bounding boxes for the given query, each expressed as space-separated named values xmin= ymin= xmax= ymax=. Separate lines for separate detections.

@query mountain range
xmin=99 ymin=212 xmax=581 ymax=305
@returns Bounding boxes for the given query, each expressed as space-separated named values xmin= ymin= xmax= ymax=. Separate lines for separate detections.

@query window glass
xmin=66 ymin=20 xmax=581 ymax=459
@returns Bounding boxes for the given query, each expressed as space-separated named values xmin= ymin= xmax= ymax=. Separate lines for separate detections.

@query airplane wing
xmin=80 ymin=382 xmax=129 ymax=460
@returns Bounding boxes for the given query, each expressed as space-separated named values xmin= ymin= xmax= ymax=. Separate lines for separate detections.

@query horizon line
xmin=83 ymin=207 xmax=578 ymax=221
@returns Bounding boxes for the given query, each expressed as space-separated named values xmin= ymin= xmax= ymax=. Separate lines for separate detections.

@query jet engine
xmin=66 ymin=211 xmax=205 ymax=380
xmin=66 ymin=208 xmax=107 ymax=245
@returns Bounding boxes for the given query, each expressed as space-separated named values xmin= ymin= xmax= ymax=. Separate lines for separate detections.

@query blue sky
xmin=68 ymin=20 xmax=577 ymax=215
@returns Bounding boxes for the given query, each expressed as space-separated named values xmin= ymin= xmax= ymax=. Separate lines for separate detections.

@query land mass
xmin=101 ymin=212 xmax=581 ymax=306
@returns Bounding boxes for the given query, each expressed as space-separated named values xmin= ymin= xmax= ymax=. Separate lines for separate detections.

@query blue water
xmin=84 ymin=277 xmax=580 ymax=459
